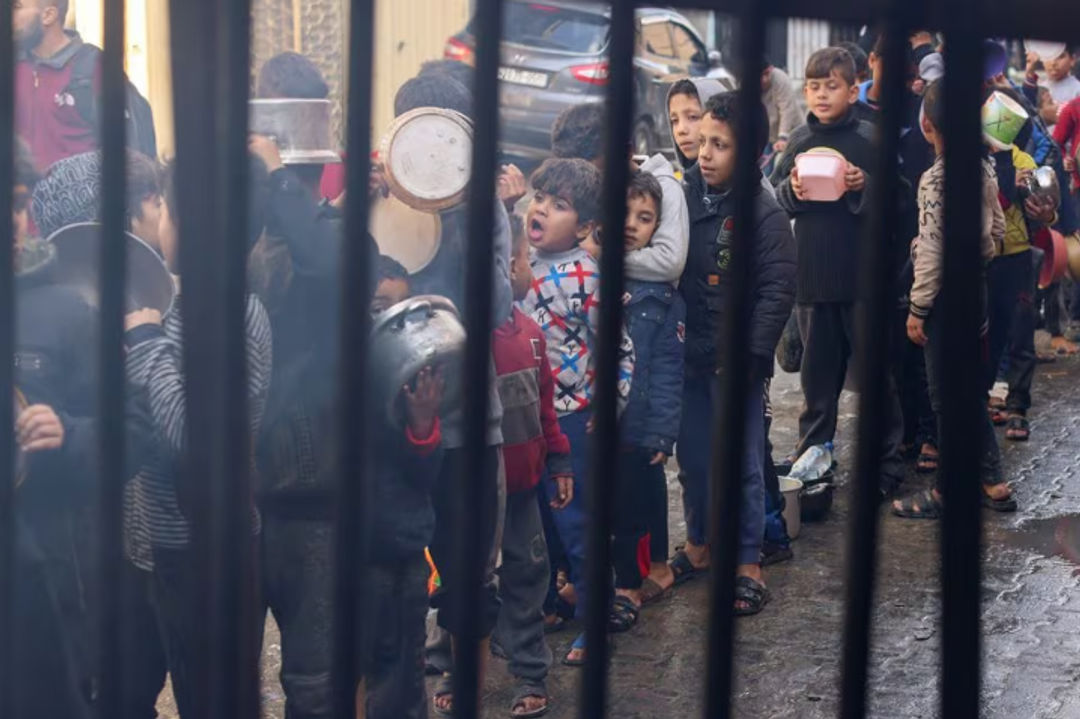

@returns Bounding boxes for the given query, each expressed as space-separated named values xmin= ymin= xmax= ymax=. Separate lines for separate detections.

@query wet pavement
xmin=159 ymin=340 xmax=1080 ymax=718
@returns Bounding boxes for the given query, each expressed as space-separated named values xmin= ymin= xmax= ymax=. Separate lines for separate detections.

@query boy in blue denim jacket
xmin=609 ymin=172 xmax=685 ymax=631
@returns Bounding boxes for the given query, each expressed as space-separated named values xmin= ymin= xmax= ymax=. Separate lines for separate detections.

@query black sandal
xmin=1005 ymin=415 xmax=1030 ymax=442
xmin=892 ymin=488 xmax=943 ymax=519
xmin=607 ymin=595 xmax=640 ymax=633
xmin=734 ymin=575 xmax=770 ymax=616
xmin=982 ymin=486 xmax=1018 ymax=513
xmin=669 ymin=549 xmax=706 ymax=586
xmin=510 ymin=682 xmax=549 ymax=718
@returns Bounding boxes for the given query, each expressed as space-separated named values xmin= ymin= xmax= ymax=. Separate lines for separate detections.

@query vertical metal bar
xmin=96 ymin=0 xmax=128 ymax=715
xmin=839 ymin=4 xmax=911 ymax=717
xmin=703 ymin=1 xmax=765 ymax=716
xmin=451 ymin=0 xmax=503 ymax=714
xmin=581 ymin=0 xmax=635 ymax=715
xmin=939 ymin=7 xmax=984 ymax=719
xmin=0 ymin=3 xmax=15 ymax=716
xmin=332 ymin=0 xmax=376 ymax=715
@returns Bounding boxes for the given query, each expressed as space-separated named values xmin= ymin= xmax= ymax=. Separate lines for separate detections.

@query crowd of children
xmin=9 ymin=2 xmax=1080 ymax=716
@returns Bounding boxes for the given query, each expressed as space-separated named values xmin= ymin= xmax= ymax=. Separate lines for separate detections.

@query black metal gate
xmin=1 ymin=0 xmax=1079 ymax=717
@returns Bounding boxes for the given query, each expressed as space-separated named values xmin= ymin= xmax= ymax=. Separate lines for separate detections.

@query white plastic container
xmin=795 ymin=148 xmax=847 ymax=202
xmin=780 ymin=477 xmax=804 ymax=540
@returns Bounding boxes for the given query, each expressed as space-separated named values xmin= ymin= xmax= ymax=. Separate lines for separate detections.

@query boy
xmin=356 ymin=259 xmax=446 ymax=719
xmin=609 ymin=172 xmax=685 ymax=623
xmin=769 ymin=47 xmax=906 ymax=497
xmin=519 ymin=157 xmax=634 ymax=665
xmin=670 ymin=92 xmax=795 ymax=616
xmin=895 ymin=80 xmax=1016 ymax=517
xmin=491 ymin=217 xmax=574 ymax=717
xmin=550 ymin=101 xmax=690 ymax=286
xmin=667 ymin=77 xmax=731 ymax=171
xmin=1034 ymin=46 xmax=1080 ymax=106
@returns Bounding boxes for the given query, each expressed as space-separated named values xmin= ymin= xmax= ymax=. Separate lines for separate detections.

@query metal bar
xmin=96 ymin=0 xmax=129 ymax=715
xmin=331 ymin=0 xmax=376 ymax=715
xmin=451 ymin=0 xmax=503 ymax=714
xmin=839 ymin=3 xmax=911 ymax=717
xmin=704 ymin=2 xmax=766 ymax=717
xmin=938 ymin=7 xmax=985 ymax=719
xmin=0 ymin=2 xmax=15 ymax=715
xmin=581 ymin=0 xmax=636 ymax=715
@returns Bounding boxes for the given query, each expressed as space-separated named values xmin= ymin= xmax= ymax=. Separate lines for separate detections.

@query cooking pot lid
xmin=380 ymin=108 xmax=473 ymax=212
xmin=369 ymin=194 xmax=442 ymax=273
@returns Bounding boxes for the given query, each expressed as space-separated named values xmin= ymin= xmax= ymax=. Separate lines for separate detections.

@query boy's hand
xmin=404 ymin=366 xmax=444 ymax=440
xmin=124 ymin=308 xmax=163 ymax=332
xmin=773 ymin=138 xmax=789 ymax=154
xmin=649 ymin=451 xmax=668 ymax=466
xmin=497 ymin=164 xmax=527 ymax=208
xmin=845 ymin=163 xmax=866 ymax=193
xmin=17 ymin=405 xmax=64 ymax=453
xmin=1064 ymin=156 xmax=1076 ymax=174
xmin=550 ymin=475 xmax=574 ymax=510
xmin=790 ymin=166 xmax=808 ymax=200
xmin=248 ymin=134 xmax=284 ymax=173
xmin=906 ymin=313 xmax=928 ymax=346
xmin=1023 ymin=194 xmax=1056 ymax=225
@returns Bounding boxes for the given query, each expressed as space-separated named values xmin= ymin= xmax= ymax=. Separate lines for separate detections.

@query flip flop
xmin=607 ymin=595 xmax=640 ymax=633
xmin=669 ymin=549 xmax=707 ymax=586
xmin=1005 ymin=415 xmax=1030 ymax=442
xmin=734 ymin=575 xmax=770 ymax=616
xmin=562 ymin=633 xmax=587 ymax=667
xmin=892 ymin=488 xmax=943 ymax=520
xmin=982 ymin=488 xmax=1017 ymax=513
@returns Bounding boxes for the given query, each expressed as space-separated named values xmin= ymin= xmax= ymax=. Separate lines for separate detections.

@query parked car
xmin=444 ymin=2 xmax=734 ymax=162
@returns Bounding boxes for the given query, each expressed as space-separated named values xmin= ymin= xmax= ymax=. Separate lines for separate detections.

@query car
xmin=444 ymin=2 xmax=734 ymax=162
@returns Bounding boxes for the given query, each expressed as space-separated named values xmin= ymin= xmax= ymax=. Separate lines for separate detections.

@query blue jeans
xmin=677 ymin=372 xmax=766 ymax=566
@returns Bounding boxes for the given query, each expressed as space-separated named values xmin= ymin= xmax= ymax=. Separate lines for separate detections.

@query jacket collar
xmin=685 ymin=164 xmax=762 ymax=224
xmin=624 ymin=279 xmax=676 ymax=306
xmin=20 ymin=30 xmax=84 ymax=70
xmin=805 ymin=107 xmax=859 ymax=134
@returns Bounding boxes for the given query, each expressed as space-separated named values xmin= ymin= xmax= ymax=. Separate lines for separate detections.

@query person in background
xmin=666 ymin=77 xmax=729 ymax=172
xmin=491 ymin=218 xmax=574 ymax=718
xmin=760 ymin=60 xmax=803 ymax=159
xmin=671 ymin=92 xmax=795 ymax=615
xmin=12 ymin=137 xmax=37 ymax=248
xmin=1028 ymin=45 xmax=1080 ymax=107
xmin=839 ymin=41 xmax=870 ymax=84
xmin=770 ymin=47 xmax=906 ymax=499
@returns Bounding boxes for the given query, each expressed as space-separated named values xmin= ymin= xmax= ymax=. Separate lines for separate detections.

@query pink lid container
xmin=795 ymin=148 xmax=847 ymax=202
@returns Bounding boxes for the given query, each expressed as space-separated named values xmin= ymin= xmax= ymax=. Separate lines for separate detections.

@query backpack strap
xmin=67 ymin=44 xmax=102 ymax=127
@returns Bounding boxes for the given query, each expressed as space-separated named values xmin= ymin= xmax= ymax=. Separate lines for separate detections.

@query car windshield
xmin=486 ymin=2 xmax=610 ymax=53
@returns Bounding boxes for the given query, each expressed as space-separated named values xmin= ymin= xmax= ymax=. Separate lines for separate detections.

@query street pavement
xmin=160 ymin=342 xmax=1080 ymax=718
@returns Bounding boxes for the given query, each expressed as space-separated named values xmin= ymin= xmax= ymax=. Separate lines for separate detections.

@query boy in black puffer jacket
xmin=671 ymin=92 xmax=796 ymax=616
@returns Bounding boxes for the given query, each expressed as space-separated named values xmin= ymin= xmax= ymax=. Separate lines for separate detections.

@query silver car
xmin=444 ymin=2 xmax=733 ymax=162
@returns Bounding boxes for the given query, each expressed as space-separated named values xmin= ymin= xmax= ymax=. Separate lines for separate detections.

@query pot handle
xmin=392 ymin=299 xmax=434 ymax=330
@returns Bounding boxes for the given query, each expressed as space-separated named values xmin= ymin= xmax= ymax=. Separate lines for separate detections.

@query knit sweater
xmin=770 ymin=110 xmax=878 ymax=303
xmin=519 ymin=246 xmax=634 ymax=416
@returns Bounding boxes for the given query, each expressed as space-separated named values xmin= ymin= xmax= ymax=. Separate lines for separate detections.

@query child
xmin=670 ymin=92 xmax=795 ymax=616
xmin=356 ymin=259 xmax=446 ymax=719
xmin=491 ymin=217 xmax=574 ymax=717
xmin=895 ymin=79 xmax=1016 ymax=517
xmin=769 ymin=47 xmax=906 ymax=498
xmin=609 ymin=172 xmax=685 ymax=624
xmin=518 ymin=157 xmax=633 ymax=665
xmin=666 ymin=77 xmax=729 ymax=171
xmin=125 ymin=151 xmax=164 ymax=249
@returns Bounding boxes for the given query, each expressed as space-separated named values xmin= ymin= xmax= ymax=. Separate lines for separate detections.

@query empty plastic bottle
xmin=789 ymin=441 xmax=833 ymax=482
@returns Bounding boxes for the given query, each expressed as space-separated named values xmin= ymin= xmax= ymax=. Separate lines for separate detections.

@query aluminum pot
xmin=1019 ymin=165 xmax=1061 ymax=209
xmin=370 ymin=295 xmax=465 ymax=429
xmin=249 ymin=99 xmax=341 ymax=165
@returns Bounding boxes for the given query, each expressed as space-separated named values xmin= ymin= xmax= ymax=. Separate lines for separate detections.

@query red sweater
xmin=1054 ymin=97 xmax=1080 ymax=190
xmin=493 ymin=309 xmax=573 ymax=494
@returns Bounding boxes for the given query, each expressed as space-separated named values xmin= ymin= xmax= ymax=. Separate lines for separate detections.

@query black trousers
xmin=1002 ymin=248 xmax=1041 ymax=414
xmin=612 ymin=447 xmax=655 ymax=590
xmin=987 ymin=252 xmax=1034 ymax=400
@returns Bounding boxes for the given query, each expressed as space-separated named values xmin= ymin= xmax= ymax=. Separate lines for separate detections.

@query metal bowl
xmin=250 ymin=98 xmax=341 ymax=165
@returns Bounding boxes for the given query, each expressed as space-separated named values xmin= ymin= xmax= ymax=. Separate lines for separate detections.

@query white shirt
xmin=1048 ymin=75 xmax=1080 ymax=105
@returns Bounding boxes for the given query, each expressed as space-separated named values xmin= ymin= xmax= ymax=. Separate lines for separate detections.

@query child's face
xmin=697 ymin=115 xmax=736 ymax=190
xmin=525 ymin=189 xmax=592 ymax=254
xmin=624 ymin=193 xmax=658 ymax=252
xmin=1047 ymin=51 xmax=1074 ymax=82
xmin=804 ymin=70 xmax=858 ymax=124
xmin=131 ymin=194 xmax=163 ymax=251
xmin=371 ymin=277 xmax=410 ymax=315
xmin=509 ymin=237 xmax=533 ymax=301
xmin=1039 ymin=91 xmax=1060 ymax=125
xmin=668 ymin=92 xmax=704 ymax=162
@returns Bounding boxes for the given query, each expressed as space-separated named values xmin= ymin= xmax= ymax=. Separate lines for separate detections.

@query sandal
xmin=892 ymin=488 xmax=943 ymax=519
xmin=510 ymin=683 xmax=549 ymax=718
xmin=607 ymin=595 xmax=640 ymax=633
xmin=562 ymin=633 xmax=586 ymax=667
xmin=982 ymin=486 xmax=1017 ymax=513
xmin=669 ymin=549 xmax=707 ymax=586
xmin=433 ymin=673 xmax=454 ymax=717
xmin=989 ymin=407 xmax=1008 ymax=426
xmin=1005 ymin=415 xmax=1030 ymax=442
xmin=916 ymin=445 xmax=939 ymax=474
xmin=734 ymin=575 xmax=770 ymax=616
xmin=639 ymin=577 xmax=670 ymax=605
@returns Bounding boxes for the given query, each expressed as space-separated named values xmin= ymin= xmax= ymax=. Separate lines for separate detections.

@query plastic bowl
xmin=795 ymin=149 xmax=847 ymax=202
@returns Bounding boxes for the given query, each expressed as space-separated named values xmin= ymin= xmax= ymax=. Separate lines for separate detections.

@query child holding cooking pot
xmin=769 ymin=46 xmax=907 ymax=500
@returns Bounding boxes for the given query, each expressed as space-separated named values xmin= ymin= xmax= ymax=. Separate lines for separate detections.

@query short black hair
xmin=256 ymin=52 xmax=330 ymax=99
xmin=530 ymin=158 xmax=602 ymax=225
xmin=376 ymin=254 xmax=409 ymax=284
xmin=669 ymin=78 xmax=701 ymax=105
xmin=14 ymin=137 xmax=38 ymax=189
xmin=839 ymin=41 xmax=869 ymax=78
xmin=922 ymin=79 xmax=944 ymax=133
xmin=805 ymin=47 xmax=857 ymax=86
xmin=394 ymin=75 xmax=472 ymax=118
xmin=627 ymin=171 xmax=663 ymax=227
xmin=126 ymin=150 xmax=161 ymax=221
xmin=417 ymin=59 xmax=475 ymax=94
xmin=703 ymin=91 xmax=769 ymax=157
xmin=550 ymin=102 xmax=605 ymax=161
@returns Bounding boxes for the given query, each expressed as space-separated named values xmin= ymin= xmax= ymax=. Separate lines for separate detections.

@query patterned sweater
xmin=519 ymin=246 xmax=634 ymax=417
xmin=123 ymin=294 xmax=273 ymax=570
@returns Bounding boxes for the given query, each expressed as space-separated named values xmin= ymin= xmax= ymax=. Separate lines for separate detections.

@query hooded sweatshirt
xmin=627 ymin=154 xmax=690 ymax=284
xmin=666 ymin=77 xmax=729 ymax=170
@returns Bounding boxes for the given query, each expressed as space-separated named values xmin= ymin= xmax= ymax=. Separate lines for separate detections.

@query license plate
xmin=498 ymin=67 xmax=549 ymax=88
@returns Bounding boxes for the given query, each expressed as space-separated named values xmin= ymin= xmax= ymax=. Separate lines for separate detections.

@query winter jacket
xmin=909 ymin=156 xmax=1003 ymax=318
xmin=493 ymin=309 xmax=572 ymax=494
xmin=626 ymin=154 xmax=689 ymax=285
xmin=520 ymin=246 xmax=635 ymax=416
xmin=370 ymin=420 xmax=444 ymax=559
xmin=770 ymin=109 xmax=877 ymax=303
xmin=681 ymin=164 xmax=797 ymax=377
xmin=994 ymin=147 xmax=1037 ymax=257
xmin=620 ymin=280 xmax=685 ymax=456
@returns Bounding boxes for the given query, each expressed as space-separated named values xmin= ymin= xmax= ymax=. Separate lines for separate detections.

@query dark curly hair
xmin=256 ymin=52 xmax=330 ymax=99
xmin=703 ymin=91 xmax=769 ymax=155
xmin=551 ymin=102 xmax=605 ymax=162
xmin=530 ymin=158 xmax=602 ymax=225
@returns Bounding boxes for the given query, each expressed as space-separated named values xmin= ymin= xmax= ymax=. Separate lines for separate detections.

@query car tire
xmin=632 ymin=119 xmax=655 ymax=157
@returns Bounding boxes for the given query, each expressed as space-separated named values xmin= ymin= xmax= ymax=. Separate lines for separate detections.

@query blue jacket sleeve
xmin=642 ymin=298 xmax=686 ymax=456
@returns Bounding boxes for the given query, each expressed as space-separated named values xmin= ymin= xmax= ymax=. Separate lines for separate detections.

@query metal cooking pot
xmin=800 ymin=482 xmax=834 ymax=522
xmin=1019 ymin=166 xmax=1061 ymax=209
xmin=250 ymin=99 xmax=341 ymax=165
xmin=370 ymin=295 xmax=465 ymax=429
xmin=45 ymin=222 xmax=176 ymax=316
